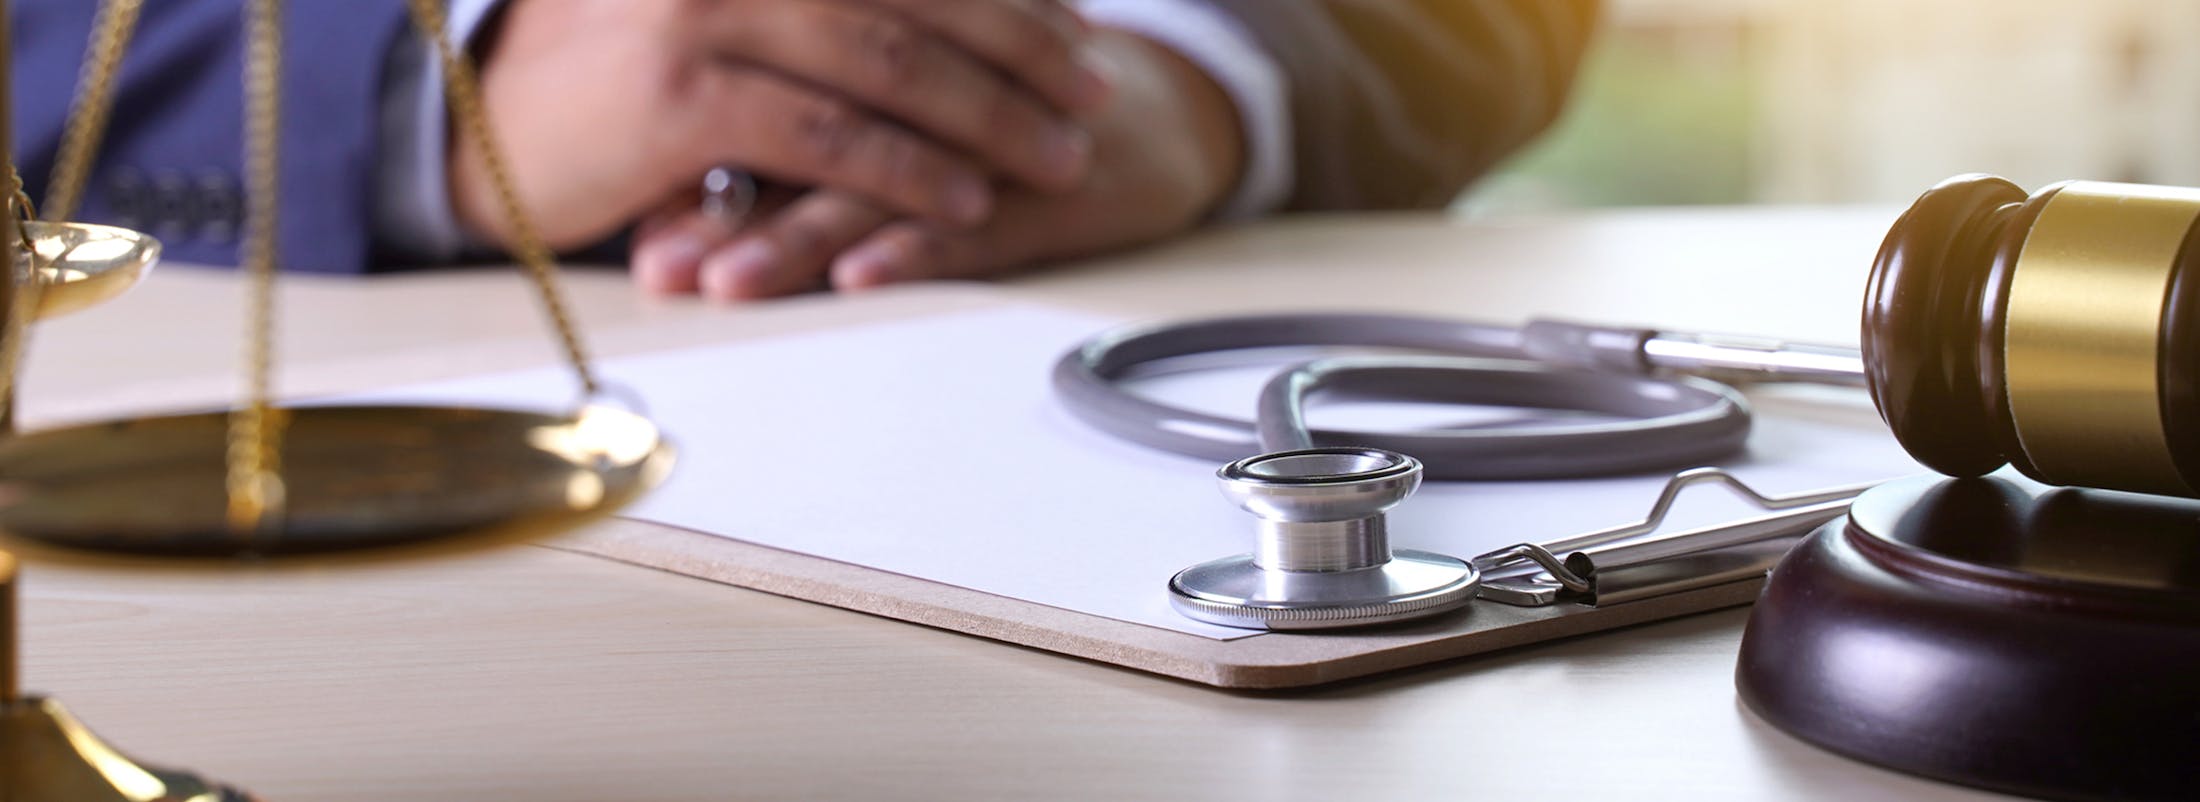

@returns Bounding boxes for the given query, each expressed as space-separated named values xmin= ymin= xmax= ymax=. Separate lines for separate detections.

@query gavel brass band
xmin=2003 ymin=182 xmax=2196 ymax=496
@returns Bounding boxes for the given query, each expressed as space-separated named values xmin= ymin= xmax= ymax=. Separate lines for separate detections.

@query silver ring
xmin=700 ymin=165 xmax=757 ymax=225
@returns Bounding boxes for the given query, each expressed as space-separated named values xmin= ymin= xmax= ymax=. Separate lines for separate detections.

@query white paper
xmin=346 ymin=305 xmax=1924 ymax=640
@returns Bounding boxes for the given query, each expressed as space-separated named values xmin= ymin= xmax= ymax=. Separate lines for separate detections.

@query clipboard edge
xmin=550 ymin=518 xmax=1765 ymax=690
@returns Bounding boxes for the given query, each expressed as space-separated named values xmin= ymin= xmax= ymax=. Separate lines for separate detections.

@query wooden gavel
xmin=1865 ymin=173 xmax=2200 ymax=497
xmin=1744 ymin=175 xmax=2200 ymax=801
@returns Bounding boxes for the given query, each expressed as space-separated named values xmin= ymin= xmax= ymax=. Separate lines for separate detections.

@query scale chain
xmin=226 ymin=0 xmax=284 ymax=535
xmin=0 ymin=177 xmax=32 ymax=430
xmin=42 ymin=0 xmax=141 ymax=223
xmin=404 ymin=0 xmax=602 ymax=397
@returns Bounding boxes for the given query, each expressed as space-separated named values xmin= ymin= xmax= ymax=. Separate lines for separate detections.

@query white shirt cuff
xmin=373 ymin=0 xmax=504 ymax=262
xmin=1077 ymin=0 xmax=1294 ymax=220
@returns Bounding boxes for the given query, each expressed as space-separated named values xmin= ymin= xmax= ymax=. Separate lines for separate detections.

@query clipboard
xmin=547 ymin=454 xmax=1860 ymax=689
xmin=339 ymin=294 xmax=1916 ymax=690
xmin=556 ymin=517 xmax=1793 ymax=689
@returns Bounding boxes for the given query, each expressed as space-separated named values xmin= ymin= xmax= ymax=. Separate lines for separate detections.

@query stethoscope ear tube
xmin=1254 ymin=356 xmax=1750 ymax=480
xmin=1051 ymin=313 xmax=1530 ymax=461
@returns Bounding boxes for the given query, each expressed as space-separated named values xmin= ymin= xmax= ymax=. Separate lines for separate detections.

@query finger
xmin=831 ymin=222 xmax=980 ymax=291
xmin=678 ymin=68 xmax=995 ymax=226
xmin=629 ymin=186 xmax=802 ymax=295
xmin=694 ymin=1 xmax=1093 ymax=191
xmin=631 ymin=209 xmax=738 ymax=296
xmin=700 ymin=193 xmax=896 ymax=301
xmin=830 ymin=186 xmax=1105 ymax=289
xmin=847 ymin=0 xmax=1113 ymax=115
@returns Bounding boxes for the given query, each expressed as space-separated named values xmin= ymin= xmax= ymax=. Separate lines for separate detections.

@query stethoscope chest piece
xmin=1168 ymin=448 xmax=1480 ymax=630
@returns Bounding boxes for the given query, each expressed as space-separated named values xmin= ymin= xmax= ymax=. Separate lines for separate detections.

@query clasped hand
xmin=461 ymin=0 xmax=1245 ymax=301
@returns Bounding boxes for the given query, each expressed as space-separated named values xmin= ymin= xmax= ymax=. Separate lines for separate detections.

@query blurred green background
xmin=1466 ymin=0 xmax=2200 ymax=213
xmin=1476 ymin=26 xmax=1756 ymax=210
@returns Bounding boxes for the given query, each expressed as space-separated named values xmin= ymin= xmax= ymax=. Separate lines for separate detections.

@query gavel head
xmin=1865 ymin=173 xmax=2200 ymax=497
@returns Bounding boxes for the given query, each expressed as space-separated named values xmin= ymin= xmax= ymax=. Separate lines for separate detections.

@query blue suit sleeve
xmin=11 ymin=0 xmax=407 ymax=274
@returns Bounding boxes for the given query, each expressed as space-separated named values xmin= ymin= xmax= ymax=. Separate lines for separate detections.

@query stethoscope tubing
xmin=1053 ymin=313 xmax=1522 ymax=461
xmin=1053 ymin=313 xmax=1755 ymax=480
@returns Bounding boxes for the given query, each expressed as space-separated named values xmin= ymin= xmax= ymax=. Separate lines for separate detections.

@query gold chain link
xmin=4 ymin=172 xmax=32 ymax=252
xmin=0 ymin=176 xmax=38 ymax=422
xmin=42 ymin=0 xmax=141 ymax=223
xmin=403 ymin=0 xmax=601 ymax=396
xmin=225 ymin=0 xmax=284 ymax=535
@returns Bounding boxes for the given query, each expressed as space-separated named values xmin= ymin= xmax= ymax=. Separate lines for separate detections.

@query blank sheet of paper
xmin=349 ymin=305 xmax=1923 ymax=640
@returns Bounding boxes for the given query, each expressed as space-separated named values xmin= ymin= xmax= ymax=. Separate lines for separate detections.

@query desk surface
xmin=12 ymin=207 xmax=2008 ymax=801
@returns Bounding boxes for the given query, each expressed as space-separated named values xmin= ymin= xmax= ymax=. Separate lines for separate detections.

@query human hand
xmin=630 ymin=29 xmax=1245 ymax=300
xmin=453 ymin=0 xmax=1113 ymax=251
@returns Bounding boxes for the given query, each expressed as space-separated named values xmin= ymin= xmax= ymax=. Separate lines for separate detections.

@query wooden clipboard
xmin=557 ymin=517 xmax=1783 ymax=689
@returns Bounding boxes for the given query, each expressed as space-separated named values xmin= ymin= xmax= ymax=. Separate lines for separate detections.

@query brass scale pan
xmin=0 ymin=221 xmax=675 ymax=559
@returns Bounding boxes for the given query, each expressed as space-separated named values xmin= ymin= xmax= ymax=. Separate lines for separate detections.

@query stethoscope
xmin=1052 ymin=313 xmax=1873 ymax=630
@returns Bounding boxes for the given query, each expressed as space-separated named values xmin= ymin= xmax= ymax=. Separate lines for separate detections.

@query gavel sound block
xmin=1737 ymin=175 xmax=2200 ymax=802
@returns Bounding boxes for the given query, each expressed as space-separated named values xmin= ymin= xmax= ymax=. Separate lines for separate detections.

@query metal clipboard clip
xmin=1170 ymin=459 xmax=1880 ymax=630
xmin=1471 ymin=469 xmax=1872 ymax=607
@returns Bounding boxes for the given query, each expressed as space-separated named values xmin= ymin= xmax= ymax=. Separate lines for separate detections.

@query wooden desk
xmin=11 ymin=208 xmax=2007 ymax=801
